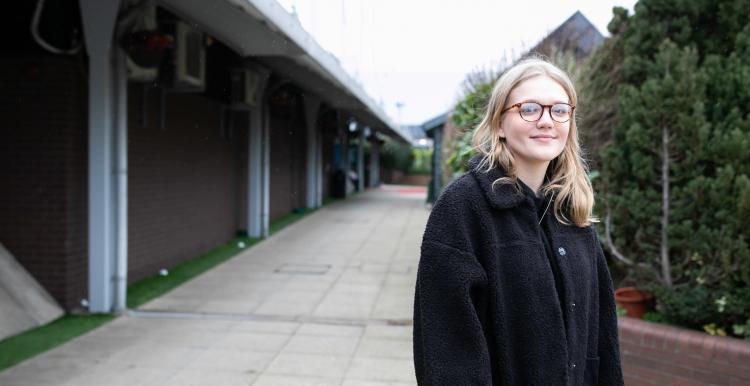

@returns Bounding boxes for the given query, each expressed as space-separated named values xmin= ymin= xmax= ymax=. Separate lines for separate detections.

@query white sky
xmin=276 ymin=0 xmax=638 ymax=125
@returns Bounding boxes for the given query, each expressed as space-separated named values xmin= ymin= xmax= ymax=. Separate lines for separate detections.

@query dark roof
xmin=529 ymin=11 xmax=604 ymax=59
xmin=422 ymin=112 xmax=449 ymax=134
xmin=403 ymin=125 xmax=428 ymax=141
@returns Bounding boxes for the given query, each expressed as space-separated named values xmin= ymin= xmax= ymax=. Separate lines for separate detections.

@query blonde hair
xmin=471 ymin=57 xmax=596 ymax=227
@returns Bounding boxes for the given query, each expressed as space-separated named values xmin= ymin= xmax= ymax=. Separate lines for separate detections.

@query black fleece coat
xmin=413 ymin=157 xmax=624 ymax=386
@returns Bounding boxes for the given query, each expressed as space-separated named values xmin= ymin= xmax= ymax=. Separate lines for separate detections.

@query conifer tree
xmin=584 ymin=0 xmax=750 ymax=337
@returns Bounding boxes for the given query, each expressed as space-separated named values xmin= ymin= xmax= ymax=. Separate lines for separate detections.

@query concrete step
xmin=0 ymin=242 xmax=64 ymax=341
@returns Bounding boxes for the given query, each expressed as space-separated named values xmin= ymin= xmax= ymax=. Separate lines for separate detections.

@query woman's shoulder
xmin=434 ymin=172 xmax=483 ymax=208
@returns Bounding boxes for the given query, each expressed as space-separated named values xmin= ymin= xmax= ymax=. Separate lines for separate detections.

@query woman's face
xmin=499 ymin=75 xmax=571 ymax=170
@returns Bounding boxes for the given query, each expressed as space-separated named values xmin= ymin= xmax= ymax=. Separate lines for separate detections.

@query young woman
xmin=413 ymin=58 xmax=624 ymax=385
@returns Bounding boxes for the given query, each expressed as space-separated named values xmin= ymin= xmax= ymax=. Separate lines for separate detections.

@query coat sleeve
xmin=595 ymin=242 xmax=625 ymax=385
xmin=413 ymin=238 xmax=492 ymax=385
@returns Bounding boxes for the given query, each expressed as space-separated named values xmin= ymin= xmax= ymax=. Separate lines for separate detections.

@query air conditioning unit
xmin=127 ymin=56 xmax=158 ymax=82
xmin=173 ymin=21 xmax=205 ymax=91
xmin=230 ymin=68 xmax=263 ymax=109
xmin=124 ymin=3 xmax=160 ymax=82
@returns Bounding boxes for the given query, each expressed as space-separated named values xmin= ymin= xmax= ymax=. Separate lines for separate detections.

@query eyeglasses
xmin=501 ymin=102 xmax=575 ymax=123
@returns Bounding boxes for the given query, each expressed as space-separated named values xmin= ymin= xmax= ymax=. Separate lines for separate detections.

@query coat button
xmin=558 ymin=247 xmax=566 ymax=256
xmin=569 ymin=362 xmax=576 ymax=369
xmin=571 ymin=302 xmax=576 ymax=310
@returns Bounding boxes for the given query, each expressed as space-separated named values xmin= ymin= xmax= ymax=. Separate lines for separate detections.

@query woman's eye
xmin=520 ymin=104 xmax=540 ymax=114
xmin=551 ymin=104 xmax=569 ymax=115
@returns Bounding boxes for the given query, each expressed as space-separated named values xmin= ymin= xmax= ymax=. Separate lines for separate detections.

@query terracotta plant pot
xmin=614 ymin=286 xmax=655 ymax=319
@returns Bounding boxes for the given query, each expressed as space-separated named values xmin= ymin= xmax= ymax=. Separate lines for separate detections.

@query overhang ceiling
xmin=157 ymin=0 xmax=409 ymax=142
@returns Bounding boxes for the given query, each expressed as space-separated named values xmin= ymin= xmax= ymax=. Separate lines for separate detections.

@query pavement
xmin=0 ymin=185 xmax=430 ymax=386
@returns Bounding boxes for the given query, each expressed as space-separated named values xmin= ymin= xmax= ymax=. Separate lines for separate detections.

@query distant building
xmin=403 ymin=125 xmax=433 ymax=149
xmin=0 ymin=0 xmax=410 ymax=332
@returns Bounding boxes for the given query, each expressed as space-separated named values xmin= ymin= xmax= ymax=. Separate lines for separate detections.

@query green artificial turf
xmin=126 ymin=235 xmax=261 ymax=308
xmin=0 ymin=204 xmax=325 ymax=372
xmin=0 ymin=314 xmax=115 ymax=372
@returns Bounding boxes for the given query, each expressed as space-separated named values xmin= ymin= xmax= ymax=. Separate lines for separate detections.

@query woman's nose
xmin=537 ymin=107 xmax=555 ymax=127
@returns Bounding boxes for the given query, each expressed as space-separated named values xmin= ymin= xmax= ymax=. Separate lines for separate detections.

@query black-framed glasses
xmin=501 ymin=102 xmax=575 ymax=123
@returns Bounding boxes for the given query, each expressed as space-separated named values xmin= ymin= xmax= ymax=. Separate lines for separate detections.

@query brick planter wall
xmin=0 ymin=56 xmax=88 ymax=310
xmin=619 ymin=316 xmax=750 ymax=385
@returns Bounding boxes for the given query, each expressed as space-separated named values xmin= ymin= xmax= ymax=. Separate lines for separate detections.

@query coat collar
xmin=468 ymin=155 xmax=527 ymax=210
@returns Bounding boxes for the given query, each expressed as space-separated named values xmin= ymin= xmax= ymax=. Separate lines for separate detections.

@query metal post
xmin=113 ymin=47 xmax=129 ymax=312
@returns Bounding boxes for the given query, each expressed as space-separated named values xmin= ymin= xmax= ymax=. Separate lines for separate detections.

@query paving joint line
xmin=126 ymin=309 xmax=412 ymax=326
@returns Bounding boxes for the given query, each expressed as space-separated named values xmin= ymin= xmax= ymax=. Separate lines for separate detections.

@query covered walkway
xmin=0 ymin=186 xmax=428 ymax=386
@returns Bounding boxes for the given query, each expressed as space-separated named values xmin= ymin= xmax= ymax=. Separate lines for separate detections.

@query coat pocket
xmin=584 ymin=356 xmax=600 ymax=385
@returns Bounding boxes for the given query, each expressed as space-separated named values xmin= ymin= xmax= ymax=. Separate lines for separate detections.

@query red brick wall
xmin=269 ymin=98 xmax=307 ymax=221
xmin=0 ymin=56 xmax=88 ymax=310
xmin=127 ymin=84 xmax=243 ymax=282
xmin=619 ymin=316 xmax=750 ymax=385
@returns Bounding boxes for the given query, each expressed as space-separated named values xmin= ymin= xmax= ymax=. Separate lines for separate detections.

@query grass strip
xmin=0 ymin=314 xmax=115 ymax=372
xmin=126 ymin=235 xmax=261 ymax=308
xmin=0 ymin=203 xmax=328 ymax=372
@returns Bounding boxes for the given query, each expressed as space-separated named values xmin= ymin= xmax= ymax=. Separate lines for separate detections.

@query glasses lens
xmin=550 ymin=104 xmax=571 ymax=122
xmin=519 ymin=103 xmax=542 ymax=121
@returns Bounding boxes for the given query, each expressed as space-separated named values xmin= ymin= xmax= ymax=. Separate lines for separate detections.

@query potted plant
xmin=614 ymin=286 xmax=655 ymax=319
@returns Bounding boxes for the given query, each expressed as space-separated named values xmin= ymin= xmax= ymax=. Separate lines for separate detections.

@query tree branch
xmin=604 ymin=210 xmax=635 ymax=266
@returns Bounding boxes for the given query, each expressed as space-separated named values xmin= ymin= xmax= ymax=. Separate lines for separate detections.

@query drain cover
xmin=275 ymin=263 xmax=331 ymax=275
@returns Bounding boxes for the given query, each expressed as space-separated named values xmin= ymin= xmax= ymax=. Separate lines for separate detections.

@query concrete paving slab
xmin=345 ymin=357 xmax=416 ymax=383
xmin=252 ymin=374 xmax=340 ymax=386
xmin=0 ymin=186 xmax=427 ymax=386
xmin=265 ymin=352 xmax=351 ymax=378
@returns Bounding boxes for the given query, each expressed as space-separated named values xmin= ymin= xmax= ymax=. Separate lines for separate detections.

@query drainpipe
xmin=113 ymin=46 xmax=128 ymax=313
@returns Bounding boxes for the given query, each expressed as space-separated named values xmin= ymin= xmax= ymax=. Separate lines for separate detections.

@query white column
xmin=80 ymin=0 xmax=121 ymax=313
xmin=303 ymin=95 xmax=321 ymax=209
xmin=338 ymin=113 xmax=350 ymax=196
xmin=316 ymin=128 xmax=323 ymax=206
xmin=357 ymin=128 xmax=365 ymax=192
xmin=369 ymin=139 xmax=380 ymax=188
xmin=247 ymin=69 xmax=270 ymax=238
xmin=262 ymin=104 xmax=271 ymax=237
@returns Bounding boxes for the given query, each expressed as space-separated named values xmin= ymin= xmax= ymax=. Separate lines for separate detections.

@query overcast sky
xmin=275 ymin=0 xmax=638 ymax=125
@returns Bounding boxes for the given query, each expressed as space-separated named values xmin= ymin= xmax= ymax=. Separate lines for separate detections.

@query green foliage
xmin=381 ymin=138 xmax=414 ymax=173
xmin=410 ymin=147 xmax=433 ymax=174
xmin=648 ymin=283 xmax=750 ymax=339
xmin=447 ymin=82 xmax=494 ymax=174
xmin=642 ymin=310 xmax=667 ymax=324
xmin=585 ymin=0 xmax=750 ymax=339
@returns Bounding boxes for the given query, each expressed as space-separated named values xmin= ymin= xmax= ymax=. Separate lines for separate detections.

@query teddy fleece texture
xmin=413 ymin=156 xmax=624 ymax=385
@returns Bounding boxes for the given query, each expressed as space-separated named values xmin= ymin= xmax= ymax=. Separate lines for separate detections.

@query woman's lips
xmin=531 ymin=135 xmax=556 ymax=142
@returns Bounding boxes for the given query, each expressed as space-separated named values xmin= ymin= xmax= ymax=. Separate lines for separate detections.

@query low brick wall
xmin=394 ymin=174 xmax=431 ymax=186
xmin=619 ymin=316 xmax=750 ymax=385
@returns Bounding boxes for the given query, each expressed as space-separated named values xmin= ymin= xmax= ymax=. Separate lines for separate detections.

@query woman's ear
xmin=498 ymin=126 xmax=505 ymax=139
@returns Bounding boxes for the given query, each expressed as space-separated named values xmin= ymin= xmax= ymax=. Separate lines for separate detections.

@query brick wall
xmin=127 ymin=84 xmax=243 ymax=282
xmin=619 ymin=316 xmax=750 ymax=385
xmin=0 ymin=56 xmax=88 ymax=310
xmin=269 ymin=95 xmax=307 ymax=221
